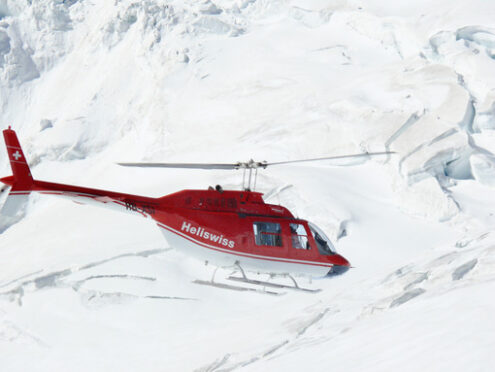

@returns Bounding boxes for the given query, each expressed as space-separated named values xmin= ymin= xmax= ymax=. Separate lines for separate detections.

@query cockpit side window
xmin=290 ymin=223 xmax=310 ymax=250
xmin=253 ymin=222 xmax=282 ymax=247
xmin=308 ymin=222 xmax=336 ymax=256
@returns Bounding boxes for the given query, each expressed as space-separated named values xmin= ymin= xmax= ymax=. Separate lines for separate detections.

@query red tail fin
xmin=3 ymin=127 xmax=33 ymax=191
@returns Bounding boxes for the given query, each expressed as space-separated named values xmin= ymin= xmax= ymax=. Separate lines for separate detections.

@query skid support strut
xmin=192 ymin=263 xmax=281 ymax=295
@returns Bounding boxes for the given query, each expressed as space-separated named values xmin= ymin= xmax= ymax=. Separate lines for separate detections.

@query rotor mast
xmin=238 ymin=159 xmax=267 ymax=191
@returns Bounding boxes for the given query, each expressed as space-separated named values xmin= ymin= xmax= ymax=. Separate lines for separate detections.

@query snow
xmin=1 ymin=0 xmax=495 ymax=371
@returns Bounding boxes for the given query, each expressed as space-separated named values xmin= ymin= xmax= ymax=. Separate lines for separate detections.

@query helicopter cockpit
xmin=308 ymin=222 xmax=337 ymax=256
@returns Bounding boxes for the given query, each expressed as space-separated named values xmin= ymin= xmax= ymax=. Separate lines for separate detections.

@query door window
xmin=253 ymin=222 xmax=282 ymax=247
xmin=290 ymin=223 xmax=310 ymax=250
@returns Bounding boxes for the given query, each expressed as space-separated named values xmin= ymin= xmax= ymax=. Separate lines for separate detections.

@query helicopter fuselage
xmin=155 ymin=189 xmax=350 ymax=276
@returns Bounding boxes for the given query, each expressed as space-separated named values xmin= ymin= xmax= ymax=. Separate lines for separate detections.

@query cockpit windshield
xmin=308 ymin=222 xmax=336 ymax=256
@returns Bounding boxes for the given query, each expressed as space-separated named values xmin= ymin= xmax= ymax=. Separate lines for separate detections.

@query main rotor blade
xmin=266 ymin=151 xmax=395 ymax=166
xmin=118 ymin=152 xmax=394 ymax=171
xmin=117 ymin=162 xmax=241 ymax=170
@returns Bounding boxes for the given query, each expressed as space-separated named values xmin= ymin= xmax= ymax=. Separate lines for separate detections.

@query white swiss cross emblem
xmin=12 ymin=150 xmax=22 ymax=161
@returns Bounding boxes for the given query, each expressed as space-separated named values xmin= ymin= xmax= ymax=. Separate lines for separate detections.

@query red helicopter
xmin=0 ymin=127 xmax=391 ymax=292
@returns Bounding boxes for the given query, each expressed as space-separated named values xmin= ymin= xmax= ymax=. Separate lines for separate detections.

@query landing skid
xmin=192 ymin=263 xmax=321 ymax=295
xmin=227 ymin=276 xmax=321 ymax=293
xmin=192 ymin=279 xmax=281 ymax=296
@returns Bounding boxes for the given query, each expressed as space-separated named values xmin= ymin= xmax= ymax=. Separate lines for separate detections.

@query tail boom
xmin=31 ymin=179 xmax=159 ymax=218
xmin=0 ymin=175 xmax=160 ymax=218
xmin=1 ymin=128 xmax=159 ymax=220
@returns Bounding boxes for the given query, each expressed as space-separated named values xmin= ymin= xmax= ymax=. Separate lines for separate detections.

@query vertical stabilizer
xmin=3 ymin=127 xmax=33 ymax=191
xmin=0 ymin=128 xmax=32 ymax=232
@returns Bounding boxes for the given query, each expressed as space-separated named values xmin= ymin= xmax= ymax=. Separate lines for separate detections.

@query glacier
xmin=0 ymin=0 xmax=494 ymax=371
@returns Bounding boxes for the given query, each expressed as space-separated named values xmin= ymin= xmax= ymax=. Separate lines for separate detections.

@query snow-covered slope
xmin=1 ymin=1 xmax=494 ymax=371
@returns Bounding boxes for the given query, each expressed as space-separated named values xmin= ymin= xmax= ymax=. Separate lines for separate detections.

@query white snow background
xmin=0 ymin=0 xmax=495 ymax=371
